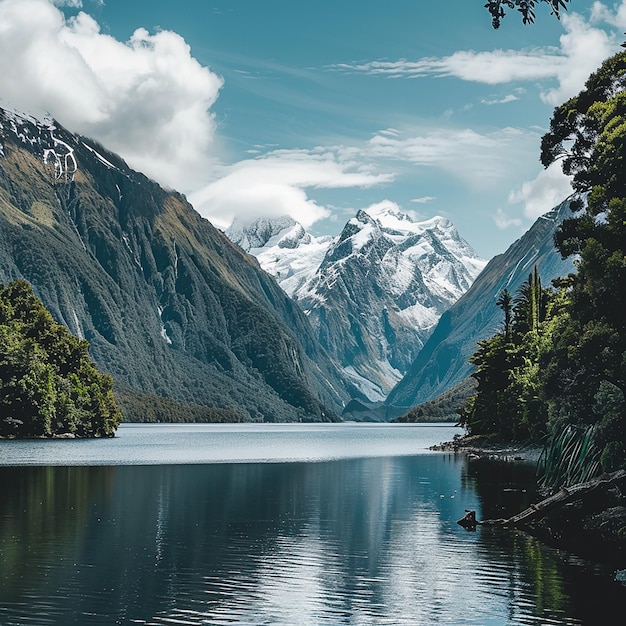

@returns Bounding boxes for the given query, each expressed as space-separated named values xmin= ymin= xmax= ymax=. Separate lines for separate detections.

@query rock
xmin=457 ymin=509 xmax=477 ymax=531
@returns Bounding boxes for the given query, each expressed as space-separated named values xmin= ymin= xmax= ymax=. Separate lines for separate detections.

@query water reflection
xmin=0 ymin=455 xmax=623 ymax=625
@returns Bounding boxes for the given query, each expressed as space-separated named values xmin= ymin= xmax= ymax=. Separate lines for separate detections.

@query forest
xmin=0 ymin=280 xmax=121 ymax=438
xmin=459 ymin=51 xmax=626 ymax=485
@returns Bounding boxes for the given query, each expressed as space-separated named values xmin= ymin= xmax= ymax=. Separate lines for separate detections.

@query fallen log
xmin=480 ymin=469 xmax=626 ymax=528
xmin=478 ymin=469 xmax=626 ymax=559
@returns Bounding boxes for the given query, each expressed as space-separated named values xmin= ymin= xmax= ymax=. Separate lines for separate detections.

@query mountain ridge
xmin=0 ymin=106 xmax=351 ymax=422
xmin=385 ymin=199 xmax=577 ymax=410
xmin=227 ymin=205 xmax=486 ymax=401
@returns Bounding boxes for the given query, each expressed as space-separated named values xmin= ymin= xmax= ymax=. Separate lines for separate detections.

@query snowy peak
xmin=226 ymin=216 xmax=334 ymax=298
xmin=0 ymin=108 xmax=77 ymax=182
xmin=225 ymin=207 xmax=486 ymax=404
xmin=0 ymin=107 xmax=131 ymax=184
xmin=226 ymin=216 xmax=304 ymax=251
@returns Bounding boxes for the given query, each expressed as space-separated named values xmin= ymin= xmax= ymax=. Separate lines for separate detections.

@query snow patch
xmin=157 ymin=306 xmax=172 ymax=345
xmin=81 ymin=141 xmax=119 ymax=171
xmin=43 ymin=132 xmax=77 ymax=182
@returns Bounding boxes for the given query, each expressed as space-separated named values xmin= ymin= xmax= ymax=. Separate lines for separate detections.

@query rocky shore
xmin=430 ymin=433 xmax=542 ymax=463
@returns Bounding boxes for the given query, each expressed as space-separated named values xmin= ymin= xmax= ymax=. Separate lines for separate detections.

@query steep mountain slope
xmin=386 ymin=200 xmax=576 ymax=410
xmin=0 ymin=108 xmax=350 ymax=422
xmin=229 ymin=206 xmax=486 ymax=401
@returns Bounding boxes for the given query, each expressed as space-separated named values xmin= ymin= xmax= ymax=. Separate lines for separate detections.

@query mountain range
xmin=0 ymin=107 xmax=351 ymax=422
xmin=0 ymin=104 xmax=579 ymax=424
xmin=227 ymin=205 xmax=486 ymax=401
xmin=385 ymin=199 xmax=577 ymax=412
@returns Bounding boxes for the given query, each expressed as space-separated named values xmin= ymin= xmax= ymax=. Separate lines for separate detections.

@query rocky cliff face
xmin=386 ymin=200 xmax=577 ymax=411
xmin=228 ymin=205 xmax=486 ymax=401
xmin=0 ymin=108 xmax=350 ymax=422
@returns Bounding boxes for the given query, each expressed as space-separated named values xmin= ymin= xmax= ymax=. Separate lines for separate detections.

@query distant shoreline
xmin=430 ymin=434 xmax=542 ymax=464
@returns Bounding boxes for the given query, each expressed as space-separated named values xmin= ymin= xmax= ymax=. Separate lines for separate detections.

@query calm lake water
xmin=0 ymin=423 xmax=624 ymax=625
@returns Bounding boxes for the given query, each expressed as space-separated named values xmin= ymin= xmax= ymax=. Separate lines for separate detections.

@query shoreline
xmin=437 ymin=434 xmax=626 ymax=583
xmin=431 ymin=434 xmax=542 ymax=464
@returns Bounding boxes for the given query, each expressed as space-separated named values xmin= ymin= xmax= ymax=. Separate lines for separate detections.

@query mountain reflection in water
xmin=0 ymin=425 xmax=624 ymax=625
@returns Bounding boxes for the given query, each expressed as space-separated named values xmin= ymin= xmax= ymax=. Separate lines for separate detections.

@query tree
xmin=0 ymin=280 xmax=122 ymax=438
xmin=484 ymin=1 xmax=572 ymax=29
xmin=496 ymin=288 xmax=513 ymax=341
xmin=540 ymin=51 xmax=626 ymax=471
xmin=460 ymin=267 xmax=559 ymax=442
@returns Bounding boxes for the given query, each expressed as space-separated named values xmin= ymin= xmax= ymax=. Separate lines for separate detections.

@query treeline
xmin=0 ymin=280 xmax=121 ymax=437
xmin=395 ymin=378 xmax=476 ymax=423
xmin=460 ymin=51 xmax=626 ymax=478
xmin=115 ymin=389 xmax=242 ymax=423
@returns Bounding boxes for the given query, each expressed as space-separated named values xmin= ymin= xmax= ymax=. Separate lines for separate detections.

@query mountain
xmin=0 ymin=107 xmax=351 ymax=422
xmin=228 ymin=205 xmax=486 ymax=401
xmin=225 ymin=215 xmax=334 ymax=298
xmin=385 ymin=199 xmax=577 ymax=411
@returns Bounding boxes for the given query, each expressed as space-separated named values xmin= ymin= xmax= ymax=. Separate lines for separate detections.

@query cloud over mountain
xmin=0 ymin=0 xmax=222 ymax=191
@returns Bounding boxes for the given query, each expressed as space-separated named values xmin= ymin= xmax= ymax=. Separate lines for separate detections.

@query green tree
xmin=540 ymin=51 xmax=626 ymax=471
xmin=496 ymin=288 xmax=513 ymax=341
xmin=0 ymin=280 xmax=122 ymax=438
xmin=460 ymin=268 xmax=558 ymax=442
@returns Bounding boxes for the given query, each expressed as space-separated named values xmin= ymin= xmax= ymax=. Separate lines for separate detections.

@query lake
xmin=0 ymin=423 xmax=624 ymax=625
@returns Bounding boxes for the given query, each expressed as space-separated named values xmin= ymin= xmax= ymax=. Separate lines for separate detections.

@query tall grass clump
xmin=537 ymin=424 xmax=602 ymax=491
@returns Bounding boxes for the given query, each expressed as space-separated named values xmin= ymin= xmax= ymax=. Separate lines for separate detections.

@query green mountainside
xmin=0 ymin=109 xmax=350 ymax=422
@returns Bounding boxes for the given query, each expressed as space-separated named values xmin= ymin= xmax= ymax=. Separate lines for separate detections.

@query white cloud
xmin=329 ymin=51 xmax=565 ymax=83
xmin=0 ymin=0 xmax=223 ymax=191
xmin=540 ymin=12 xmax=615 ymax=105
xmin=359 ymin=126 xmax=538 ymax=188
xmin=507 ymin=162 xmax=573 ymax=220
xmin=190 ymin=123 xmax=541 ymax=229
xmin=493 ymin=208 xmax=523 ymax=230
xmin=591 ymin=1 xmax=626 ymax=29
xmin=481 ymin=94 xmax=519 ymax=105
xmin=188 ymin=150 xmax=392 ymax=230
xmin=330 ymin=5 xmax=623 ymax=107
xmin=411 ymin=196 xmax=436 ymax=204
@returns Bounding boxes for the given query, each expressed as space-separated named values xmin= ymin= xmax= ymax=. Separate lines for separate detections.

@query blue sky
xmin=1 ymin=0 xmax=625 ymax=258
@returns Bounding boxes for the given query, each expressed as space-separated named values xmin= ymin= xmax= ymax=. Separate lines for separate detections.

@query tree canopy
xmin=0 ymin=280 xmax=122 ymax=438
xmin=484 ymin=0 xmax=572 ymax=29
xmin=460 ymin=50 xmax=626 ymax=481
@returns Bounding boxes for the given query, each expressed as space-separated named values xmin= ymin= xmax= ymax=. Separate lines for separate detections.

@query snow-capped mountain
xmin=227 ymin=204 xmax=486 ymax=402
xmin=226 ymin=216 xmax=334 ymax=298
xmin=0 ymin=105 xmax=351 ymax=422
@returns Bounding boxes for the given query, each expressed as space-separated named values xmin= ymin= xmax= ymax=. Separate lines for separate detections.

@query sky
xmin=0 ymin=0 xmax=625 ymax=259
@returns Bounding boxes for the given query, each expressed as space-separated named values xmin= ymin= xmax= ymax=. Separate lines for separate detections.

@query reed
xmin=537 ymin=424 xmax=602 ymax=490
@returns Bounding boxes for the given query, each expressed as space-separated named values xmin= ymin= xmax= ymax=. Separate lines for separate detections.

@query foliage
xmin=458 ymin=266 xmax=555 ymax=441
xmin=540 ymin=50 xmax=626 ymax=473
xmin=463 ymin=51 xmax=626 ymax=479
xmin=484 ymin=1 xmax=571 ymax=29
xmin=114 ymin=389 xmax=243 ymax=423
xmin=0 ymin=280 xmax=121 ymax=438
xmin=537 ymin=424 xmax=602 ymax=490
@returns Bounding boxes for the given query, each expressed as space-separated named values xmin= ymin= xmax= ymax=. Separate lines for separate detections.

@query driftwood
xmin=476 ymin=470 xmax=626 ymax=561
xmin=480 ymin=469 xmax=626 ymax=528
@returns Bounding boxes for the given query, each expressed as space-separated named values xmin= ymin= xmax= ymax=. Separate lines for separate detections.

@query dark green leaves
xmin=484 ymin=1 xmax=570 ymax=29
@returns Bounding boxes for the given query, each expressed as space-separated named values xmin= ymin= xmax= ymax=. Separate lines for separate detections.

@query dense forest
xmin=459 ymin=51 xmax=626 ymax=484
xmin=0 ymin=280 xmax=121 ymax=438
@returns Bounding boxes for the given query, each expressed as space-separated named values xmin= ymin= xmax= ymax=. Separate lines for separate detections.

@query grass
xmin=537 ymin=424 xmax=602 ymax=491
